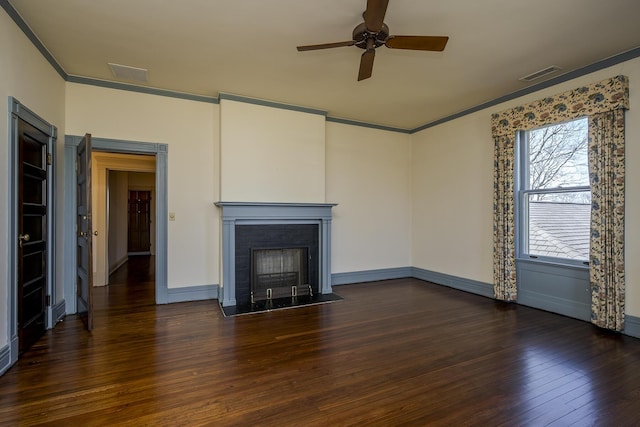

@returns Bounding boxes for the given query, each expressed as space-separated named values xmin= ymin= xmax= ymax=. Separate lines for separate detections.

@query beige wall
xmin=412 ymin=114 xmax=495 ymax=283
xmin=65 ymin=86 xmax=409 ymax=293
xmin=326 ymin=123 xmax=413 ymax=273
xmin=411 ymin=57 xmax=640 ymax=317
xmin=0 ymin=9 xmax=66 ymax=348
xmin=66 ymin=83 xmax=219 ymax=289
xmin=219 ymin=99 xmax=326 ymax=203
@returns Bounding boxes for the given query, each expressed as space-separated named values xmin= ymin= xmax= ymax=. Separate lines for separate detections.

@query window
xmin=518 ymin=117 xmax=590 ymax=264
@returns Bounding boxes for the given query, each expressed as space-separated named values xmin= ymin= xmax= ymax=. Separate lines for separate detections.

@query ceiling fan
xmin=296 ymin=0 xmax=449 ymax=81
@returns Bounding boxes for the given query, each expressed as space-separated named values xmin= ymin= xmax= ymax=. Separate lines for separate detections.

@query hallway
xmin=93 ymin=255 xmax=156 ymax=321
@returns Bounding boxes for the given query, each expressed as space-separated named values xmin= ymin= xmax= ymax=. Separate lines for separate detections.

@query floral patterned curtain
xmin=493 ymin=134 xmax=517 ymax=301
xmin=490 ymin=76 xmax=629 ymax=326
xmin=588 ymin=109 xmax=626 ymax=330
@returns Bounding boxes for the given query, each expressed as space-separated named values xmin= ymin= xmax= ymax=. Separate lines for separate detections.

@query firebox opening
xmin=251 ymin=247 xmax=310 ymax=303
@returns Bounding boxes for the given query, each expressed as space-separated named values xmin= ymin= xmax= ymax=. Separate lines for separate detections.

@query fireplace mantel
xmin=215 ymin=202 xmax=337 ymax=307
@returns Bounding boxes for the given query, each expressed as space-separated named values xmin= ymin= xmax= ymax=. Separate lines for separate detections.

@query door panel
xmin=76 ymin=134 xmax=93 ymax=331
xmin=17 ymin=119 xmax=48 ymax=354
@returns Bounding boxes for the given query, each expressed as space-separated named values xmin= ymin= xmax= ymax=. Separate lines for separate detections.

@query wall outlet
xmin=169 ymin=212 xmax=176 ymax=221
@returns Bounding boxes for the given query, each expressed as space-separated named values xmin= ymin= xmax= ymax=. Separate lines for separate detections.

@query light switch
xmin=169 ymin=212 xmax=176 ymax=221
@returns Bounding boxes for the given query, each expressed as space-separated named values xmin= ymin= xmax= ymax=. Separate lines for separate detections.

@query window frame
xmin=515 ymin=119 xmax=591 ymax=269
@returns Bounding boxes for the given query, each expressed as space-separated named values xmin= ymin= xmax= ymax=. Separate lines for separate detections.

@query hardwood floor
xmin=1 ymin=257 xmax=640 ymax=426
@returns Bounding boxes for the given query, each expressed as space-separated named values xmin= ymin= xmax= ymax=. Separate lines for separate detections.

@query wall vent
xmin=108 ymin=63 xmax=149 ymax=83
xmin=519 ymin=65 xmax=561 ymax=82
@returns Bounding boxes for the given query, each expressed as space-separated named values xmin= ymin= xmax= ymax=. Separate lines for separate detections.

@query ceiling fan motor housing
xmin=353 ymin=22 xmax=389 ymax=49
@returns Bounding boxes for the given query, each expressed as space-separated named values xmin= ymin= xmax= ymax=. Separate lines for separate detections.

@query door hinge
xmin=46 ymin=295 xmax=51 ymax=306
xmin=47 ymin=153 xmax=52 ymax=166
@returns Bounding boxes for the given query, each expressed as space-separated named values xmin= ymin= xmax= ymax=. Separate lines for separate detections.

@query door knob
xmin=18 ymin=233 xmax=30 ymax=248
xmin=93 ymin=230 xmax=98 ymax=236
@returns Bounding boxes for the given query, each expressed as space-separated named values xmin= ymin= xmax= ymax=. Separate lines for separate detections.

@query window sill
xmin=516 ymin=256 xmax=590 ymax=271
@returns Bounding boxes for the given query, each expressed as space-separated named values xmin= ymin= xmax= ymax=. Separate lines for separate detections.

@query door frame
xmin=64 ymin=136 xmax=169 ymax=309
xmin=7 ymin=97 xmax=57 ymax=364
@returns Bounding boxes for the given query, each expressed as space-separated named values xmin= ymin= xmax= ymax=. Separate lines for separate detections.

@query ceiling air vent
xmin=108 ymin=63 xmax=149 ymax=83
xmin=519 ymin=65 xmax=561 ymax=82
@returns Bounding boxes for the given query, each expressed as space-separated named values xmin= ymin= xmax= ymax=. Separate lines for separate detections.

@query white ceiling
xmin=8 ymin=0 xmax=640 ymax=130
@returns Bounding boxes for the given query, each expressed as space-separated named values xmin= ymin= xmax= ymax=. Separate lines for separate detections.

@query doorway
xmin=98 ymin=160 xmax=156 ymax=287
xmin=64 ymin=136 xmax=169 ymax=315
xmin=103 ymin=170 xmax=156 ymax=319
xmin=93 ymin=153 xmax=156 ymax=286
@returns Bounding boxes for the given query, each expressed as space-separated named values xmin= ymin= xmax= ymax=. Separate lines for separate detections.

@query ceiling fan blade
xmin=385 ymin=35 xmax=449 ymax=51
xmin=297 ymin=40 xmax=356 ymax=51
xmin=358 ymin=48 xmax=375 ymax=81
xmin=364 ymin=0 xmax=389 ymax=33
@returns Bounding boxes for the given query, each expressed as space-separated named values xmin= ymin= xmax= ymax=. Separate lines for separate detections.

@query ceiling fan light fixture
xmin=519 ymin=65 xmax=561 ymax=82
xmin=108 ymin=62 xmax=149 ymax=83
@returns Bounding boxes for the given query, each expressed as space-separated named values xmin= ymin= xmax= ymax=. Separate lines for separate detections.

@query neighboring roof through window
xmin=529 ymin=201 xmax=590 ymax=260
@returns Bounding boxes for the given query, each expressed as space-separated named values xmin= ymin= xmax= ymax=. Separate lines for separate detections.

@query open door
xmin=76 ymin=134 xmax=93 ymax=330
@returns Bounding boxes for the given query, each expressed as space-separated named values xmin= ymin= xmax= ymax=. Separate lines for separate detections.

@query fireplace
xmin=252 ymin=247 xmax=311 ymax=302
xmin=234 ymin=223 xmax=319 ymax=307
xmin=215 ymin=202 xmax=336 ymax=310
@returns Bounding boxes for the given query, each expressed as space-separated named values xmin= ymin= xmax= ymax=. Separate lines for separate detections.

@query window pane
xmin=527 ymin=192 xmax=590 ymax=260
xmin=528 ymin=117 xmax=589 ymax=189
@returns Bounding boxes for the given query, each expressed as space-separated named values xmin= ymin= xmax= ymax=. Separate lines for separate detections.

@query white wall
xmin=0 ymin=9 xmax=66 ymax=349
xmin=326 ymin=123 xmax=413 ymax=273
xmin=65 ymin=86 xmax=410 ymax=293
xmin=219 ymin=99 xmax=326 ymax=203
xmin=412 ymin=57 xmax=640 ymax=317
xmin=65 ymin=84 xmax=219 ymax=289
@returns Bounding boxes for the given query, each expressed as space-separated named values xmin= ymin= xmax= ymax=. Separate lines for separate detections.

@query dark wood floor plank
xmin=1 ymin=256 xmax=640 ymax=425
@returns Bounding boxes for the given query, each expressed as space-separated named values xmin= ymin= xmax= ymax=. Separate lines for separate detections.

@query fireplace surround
xmin=215 ymin=202 xmax=336 ymax=309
